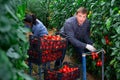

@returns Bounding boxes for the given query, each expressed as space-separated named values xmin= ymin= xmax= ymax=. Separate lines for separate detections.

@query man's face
xmin=76 ymin=12 xmax=87 ymax=25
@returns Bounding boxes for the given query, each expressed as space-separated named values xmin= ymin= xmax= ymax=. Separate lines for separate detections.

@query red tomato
xmin=95 ymin=53 xmax=99 ymax=59
xmin=104 ymin=35 xmax=108 ymax=39
xmin=96 ymin=60 xmax=102 ymax=67
xmin=47 ymin=35 xmax=52 ymax=40
xmin=63 ymin=68 xmax=67 ymax=73
xmin=91 ymin=52 xmax=99 ymax=60
xmin=106 ymin=39 xmax=110 ymax=44
xmin=96 ymin=61 xmax=100 ymax=66
xmin=63 ymin=65 xmax=68 ymax=69
xmin=59 ymin=69 xmax=62 ymax=72
xmin=99 ymin=60 xmax=102 ymax=66
xmin=92 ymin=55 xmax=96 ymax=60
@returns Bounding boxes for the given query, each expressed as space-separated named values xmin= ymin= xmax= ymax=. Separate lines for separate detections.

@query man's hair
xmin=76 ymin=7 xmax=88 ymax=15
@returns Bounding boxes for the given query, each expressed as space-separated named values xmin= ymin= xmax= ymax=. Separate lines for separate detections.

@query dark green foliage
xmin=0 ymin=0 xmax=33 ymax=80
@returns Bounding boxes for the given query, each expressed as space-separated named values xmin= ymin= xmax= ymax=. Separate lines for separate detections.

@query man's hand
xmin=86 ymin=44 xmax=96 ymax=52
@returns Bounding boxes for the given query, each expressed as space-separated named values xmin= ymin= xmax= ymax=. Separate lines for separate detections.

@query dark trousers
xmin=54 ymin=44 xmax=89 ymax=67
xmin=74 ymin=47 xmax=89 ymax=63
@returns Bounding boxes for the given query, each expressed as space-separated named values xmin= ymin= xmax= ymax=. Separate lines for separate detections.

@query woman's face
xmin=24 ymin=22 xmax=32 ymax=28
xmin=76 ymin=12 xmax=87 ymax=25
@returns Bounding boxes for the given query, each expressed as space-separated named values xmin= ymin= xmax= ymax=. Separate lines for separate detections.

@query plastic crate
xmin=40 ymin=37 xmax=66 ymax=50
xmin=29 ymin=35 xmax=66 ymax=50
xmin=27 ymin=49 xmax=41 ymax=65
xmin=29 ymin=36 xmax=38 ymax=50
xmin=27 ymin=49 xmax=64 ymax=64
xmin=27 ymin=35 xmax=67 ymax=64
xmin=44 ymin=62 xmax=80 ymax=80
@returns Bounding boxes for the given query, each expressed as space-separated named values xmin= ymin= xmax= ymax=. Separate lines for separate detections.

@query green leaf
xmin=19 ymin=27 xmax=30 ymax=33
xmin=110 ymin=59 xmax=116 ymax=65
xmin=18 ymin=72 xmax=33 ymax=80
xmin=119 ymin=10 xmax=120 ymax=14
xmin=0 ymin=49 xmax=14 ymax=80
xmin=16 ymin=4 xmax=26 ymax=20
xmin=77 ymin=0 xmax=82 ymax=5
xmin=0 ymin=25 xmax=11 ymax=33
xmin=113 ymin=7 xmax=119 ymax=12
xmin=115 ymin=41 xmax=120 ymax=48
xmin=101 ymin=38 xmax=106 ymax=45
xmin=0 ymin=16 xmax=11 ymax=32
xmin=7 ymin=48 xmax=20 ymax=59
xmin=111 ymin=0 xmax=115 ymax=6
xmin=111 ymin=52 xmax=117 ymax=56
xmin=113 ymin=61 xmax=118 ymax=68
xmin=100 ymin=1 xmax=105 ymax=6
xmin=17 ymin=30 xmax=27 ymax=42
xmin=116 ymin=72 xmax=120 ymax=79
xmin=115 ymin=26 xmax=120 ymax=34
xmin=17 ymin=4 xmax=25 ymax=16
xmin=117 ymin=57 xmax=120 ymax=60
xmin=21 ymin=61 xmax=28 ymax=68
xmin=5 ymin=5 xmax=18 ymax=21
xmin=105 ymin=18 xmax=111 ymax=30
xmin=16 ymin=13 xmax=22 ymax=20
xmin=111 ymin=35 xmax=117 ymax=38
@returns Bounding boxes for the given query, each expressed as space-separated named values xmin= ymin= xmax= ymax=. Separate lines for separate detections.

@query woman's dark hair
xmin=31 ymin=14 xmax=37 ymax=25
xmin=24 ymin=14 xmax=37 ymax=25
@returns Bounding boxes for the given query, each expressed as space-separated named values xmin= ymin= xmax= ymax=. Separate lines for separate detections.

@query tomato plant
xmin=0 ymin=0 xmax=33 ymax=80
xmin=1 ymin=0 xmax=120 ymax=80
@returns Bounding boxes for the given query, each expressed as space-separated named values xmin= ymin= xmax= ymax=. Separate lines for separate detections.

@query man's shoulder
xmin=82 ymin=19 xmax=91 ymax=28
xmin=65 ymin=16 xmax=76 ymax=23
xmin=85 ymin=19 xmax=91 ymax=24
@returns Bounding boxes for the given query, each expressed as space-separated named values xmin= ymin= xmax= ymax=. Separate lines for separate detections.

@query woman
xmin=24 ymin=14 xmax=49 ymax=72
xmin=24 ymin=14 xmax=48 ymax=37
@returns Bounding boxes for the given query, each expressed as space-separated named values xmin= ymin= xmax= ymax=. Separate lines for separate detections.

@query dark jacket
xmin=60 ymin=16 xmax=93 ymax=49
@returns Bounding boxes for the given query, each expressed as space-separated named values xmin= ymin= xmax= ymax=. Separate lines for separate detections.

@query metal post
xmin=101 ymin=51 xmax=104 ymax=80
xmin=38 ymin=64 xmax=42 ymax=80
xmin=28 ymin=62 xmax=32 ymax=75
xmin=82 ymin=54 xmax=87 ymax=80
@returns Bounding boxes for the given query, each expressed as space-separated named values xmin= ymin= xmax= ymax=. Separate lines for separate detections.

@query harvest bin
xmin=27 ymin=35 xmax=67 ymax=65
xmin=44 ymin=62 xmax=81 ymax=80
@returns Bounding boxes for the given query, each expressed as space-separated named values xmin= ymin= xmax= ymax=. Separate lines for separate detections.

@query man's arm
xmin=84 ymin=21 xmax=93 ymax=44
xmin=83 ymin=21 xmax=96 ymax=51
xmin=64 ymin=22 xmax=87 ymax=49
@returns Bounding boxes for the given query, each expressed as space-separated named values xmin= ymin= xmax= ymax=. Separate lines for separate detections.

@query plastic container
xmin=44 ymin=62 xmax=80 ymax=80
xmin=27 ymin=35 xmax=67 ymax=65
